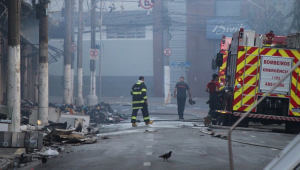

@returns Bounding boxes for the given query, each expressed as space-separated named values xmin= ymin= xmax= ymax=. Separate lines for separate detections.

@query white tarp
xmin=259 ymin=56 xmax=293 ymax=94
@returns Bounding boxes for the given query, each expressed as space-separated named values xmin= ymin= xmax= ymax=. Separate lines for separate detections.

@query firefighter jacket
xmin=131 ymin=81 xmax=147 ymax=110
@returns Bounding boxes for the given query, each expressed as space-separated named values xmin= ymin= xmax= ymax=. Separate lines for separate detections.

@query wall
xmin=49 ymin=32 xmax=153 ymax=98
xmin=186 ymin=0 xmax=215 ymax=97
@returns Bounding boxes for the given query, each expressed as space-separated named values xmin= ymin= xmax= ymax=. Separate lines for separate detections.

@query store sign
xmin=259 ymin=56 xmax=293 ymax=94
xmin=206 ymin=19 xmax=250 ymax=39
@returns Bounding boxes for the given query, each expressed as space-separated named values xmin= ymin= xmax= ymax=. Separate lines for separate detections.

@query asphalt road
xmin=22 ymin=97 xmax=297 ymax=170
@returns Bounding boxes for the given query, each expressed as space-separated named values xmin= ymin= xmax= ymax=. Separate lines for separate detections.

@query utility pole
xmin=98 ymin=1 xmax=103 ymax=98
xmin=38 ymin=0 xmax=49 ymax=125
xmin=163 ymin=0 xmax=170 ymax=104
xmin=87 ymin=0 xmax=98 ymax=106
xmin=153 ymin=0 xmax=164 ymax=97
xmin=70 ymin=0 xmax=75 ymax=103
xmin=76 ymin=0 xmax=84 ymax=106
xmin=64 ymin=0 xmax=72 ymax=104
xmin=7 ymin=0 xmax=21 ymax=133
xmin=297 ymin=0 xmax=300 ymax=32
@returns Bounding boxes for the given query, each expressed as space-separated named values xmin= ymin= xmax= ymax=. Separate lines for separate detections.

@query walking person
xmin=205 ymin=73 xmax=221 ymax=125
xmin=173 ymin=76 xmax=192 ymax=119
xmin=131 ymin=76 xmax=154 ymax=127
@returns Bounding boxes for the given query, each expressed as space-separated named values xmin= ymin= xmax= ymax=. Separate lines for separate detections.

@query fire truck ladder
xmin=240 ymin=35 xmax=262 ymax=107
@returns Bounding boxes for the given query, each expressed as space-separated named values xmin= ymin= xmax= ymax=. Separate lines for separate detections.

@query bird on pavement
xmin=159 ymin=151 xmax=172 ymax=161
xmin=42 ymin=156 xmax=47 ymax=165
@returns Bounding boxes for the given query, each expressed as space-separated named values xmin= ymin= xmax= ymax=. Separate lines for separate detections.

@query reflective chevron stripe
xmin=232 ymin=47 xmax=300 ymax=117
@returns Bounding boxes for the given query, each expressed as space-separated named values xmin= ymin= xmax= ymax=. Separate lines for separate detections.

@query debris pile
xmin=84 ymin=102 xmax=129 ymax=124
xmin=43 ymin=128 xmax=98 ymax=145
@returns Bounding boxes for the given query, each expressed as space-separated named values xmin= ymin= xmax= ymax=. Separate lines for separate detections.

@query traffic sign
xmin=70 ymin=44 xmax=77 ymax=53
xmin=164 ymin=47 xmax=172 ymax=56
xmin=170 ymin=62 xmax=191 ymax=67
xmin=170 ymin=62 xmax=181 ymax=67
xmin=90 ymin=49 xmax=99 ymax=60
xmin=182 ymin=62 xmax=191 ymax=67
xmin=139 ymin=0 xmax=154 ymax=9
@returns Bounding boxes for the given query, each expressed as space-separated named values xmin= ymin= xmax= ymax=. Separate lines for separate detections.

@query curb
xmin=208 ymin=124 xmax=272 ymax=132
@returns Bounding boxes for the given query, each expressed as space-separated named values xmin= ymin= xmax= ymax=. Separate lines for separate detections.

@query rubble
xmin=41 ymin=149 xmax=59 ymax=156
xmin=13 ymin=100 xmax=125 ymax=163
xmin=85 ymin=102 xmax=128 ymax=124
xmin=100 ymin=136 xmax=109 ymax=140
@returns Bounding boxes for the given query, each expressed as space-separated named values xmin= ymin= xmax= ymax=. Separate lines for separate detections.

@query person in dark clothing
xmin=131 ymin=76 xmax=154 ymax=127
xmin=205 ymin=74 xmax=221 ymax=124
xmin=173 ymin=76 xmax=192 ymax=119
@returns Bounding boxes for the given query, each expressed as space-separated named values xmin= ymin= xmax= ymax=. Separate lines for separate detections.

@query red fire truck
xmin=214 ymin=29 xmax=300 ymax=132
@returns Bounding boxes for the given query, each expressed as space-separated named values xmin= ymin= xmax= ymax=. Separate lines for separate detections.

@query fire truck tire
xmin=221 ymin=114 xmax=230 ymax=126
xmin=285 ymin=122 xmax=293 ymax=133
xmin=285 ymin=122 xmax=300 ymax=133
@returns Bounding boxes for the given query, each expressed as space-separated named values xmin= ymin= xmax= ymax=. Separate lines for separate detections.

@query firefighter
xmin=173 ymin=76 xmax=192 ymax=119
xmin=205 ymin=74 xmax=221 ymax=125
xmin=131 ymin=76 xmax=154 ymax=127
xmin=266 ymin=30 xmax=274 ymax=44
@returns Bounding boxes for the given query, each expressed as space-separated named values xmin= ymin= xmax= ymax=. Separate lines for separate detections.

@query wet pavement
xmin=19 ymin=96 xmax=297 ymax=170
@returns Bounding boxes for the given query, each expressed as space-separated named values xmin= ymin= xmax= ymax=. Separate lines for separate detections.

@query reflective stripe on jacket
xmin=131 ymin=82 xmax=147 ymax=109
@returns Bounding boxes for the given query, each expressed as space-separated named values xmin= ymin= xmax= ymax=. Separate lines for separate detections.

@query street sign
xmin=90 ymin=49 xmax=99 ymax=60
xmin=170 ymin=62 xmax=181 ymax=67
xmin=70 ymin=44 xmax=77 ymax=53
xmin=139 ymin=0 xmax=154 ymax=9
xmin=182 ymin=62 xmax=191 ymax=67
xmin=170 ymin=62 xmax=191 ymax=67
xmin=164 ymin=47 xmax=172 ymax=56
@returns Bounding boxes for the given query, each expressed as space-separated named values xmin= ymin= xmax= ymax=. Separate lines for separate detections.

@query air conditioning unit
xmin=286 ymin=33 xmax=300 ymax=49
xmin=239 ymin=30 xmax=255 ymax=46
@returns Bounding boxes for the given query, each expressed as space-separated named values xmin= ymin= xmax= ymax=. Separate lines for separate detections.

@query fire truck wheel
xmin=221 ymin=114 xmax=230 ymax=126
xmin=285 ymin=122 xmax=300 ymax=133
xmin=285 ymin=122 xmax=293 ymax=133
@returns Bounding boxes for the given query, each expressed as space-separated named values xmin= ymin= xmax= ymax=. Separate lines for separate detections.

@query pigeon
xmin=159 ymin=151 xmax=172 ymax=161
xmin=42 ymin=156 xmax=47 ymax=165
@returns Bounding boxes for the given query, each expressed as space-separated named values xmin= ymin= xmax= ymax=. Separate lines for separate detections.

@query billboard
xmin=206 ymin=19 xmax=251 ymax=39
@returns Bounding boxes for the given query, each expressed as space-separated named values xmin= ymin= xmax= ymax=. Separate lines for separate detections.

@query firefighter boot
xmin=145 ymin=120 xmax=154 ymax=125
xmin=132 ymin=123 xmax=137 ymax=127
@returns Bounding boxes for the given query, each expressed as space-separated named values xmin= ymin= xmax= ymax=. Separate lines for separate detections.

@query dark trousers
xmin=131 ymin=104 xmax=150 ymax=123
xmin=177 ymin=97 xmax=186 ymax=118
xmin=208 ymin=93 xmax=219 ymax=119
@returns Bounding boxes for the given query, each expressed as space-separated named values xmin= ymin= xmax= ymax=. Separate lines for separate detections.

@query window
xmin=106 ymin=25 xmax=146 ymax=39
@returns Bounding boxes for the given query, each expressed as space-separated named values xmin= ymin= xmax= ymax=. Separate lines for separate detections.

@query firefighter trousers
xmin=177 ymin=97 xmax=186 ymax=118
xmin=209 ymin=93 xmax=218 ymax=119
xmin=131 ymin=104 xmax=150 ymax=123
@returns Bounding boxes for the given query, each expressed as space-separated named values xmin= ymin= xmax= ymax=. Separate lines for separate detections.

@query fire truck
xmin=217 ymin=35 xmax=232 ymax=90
xmin=214 ymin=29 xmax=300 ymax=132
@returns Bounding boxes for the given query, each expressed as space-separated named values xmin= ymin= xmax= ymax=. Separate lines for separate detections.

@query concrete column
xmin=87 ymin=0 xmax=98 ymax=106
xmin=153 ymin=0 xmax=164 ymax=97
xmin=7 ymin=0 xmax=21 ymax=133
xmin=70 ymin=0 xmax=75 ymax=103
xmin=27 ymin=51 xmax=33 ymax=102
xmin=22 ymin=47 xmax=28 ymax=100
xmin=63 ymin=0 xmax=72 ymax=104
xmin=75 ymin=0 xmax=84 ymax=106
xmin=163 ymin=0 xmax=170 ymax=103
xmin=38 ymin=0 xmax=49 ymax=125
xmin=34 ymin=51 xmax=39 ymax=103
